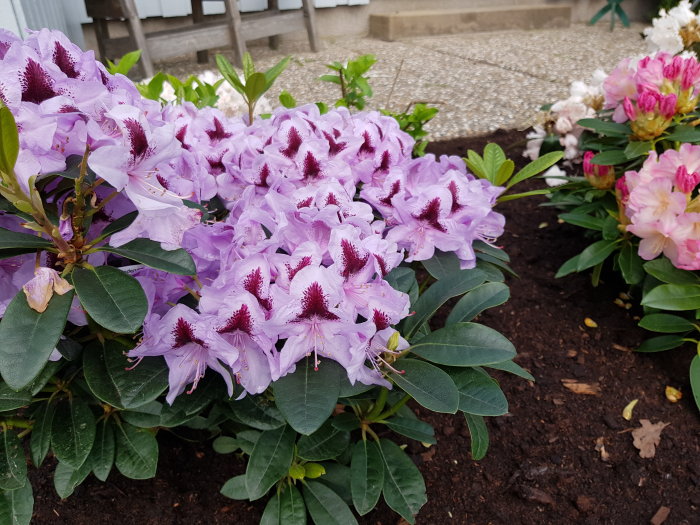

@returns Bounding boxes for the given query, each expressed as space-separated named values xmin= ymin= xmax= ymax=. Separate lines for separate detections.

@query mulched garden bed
xmin=30 ymin=130 xmax=700 ymax=524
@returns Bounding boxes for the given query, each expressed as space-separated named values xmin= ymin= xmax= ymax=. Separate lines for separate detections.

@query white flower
xmin=543 ymin=164 xmax=568 ymax=187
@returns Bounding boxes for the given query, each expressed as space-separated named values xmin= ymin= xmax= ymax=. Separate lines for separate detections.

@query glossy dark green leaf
xmin=29 ymin=402 xmax=55 ymax=467
xmin=618 ymin=242 xmax=644 ymax=285
xmin=279 ymin=483 xmax=306 ymax=525
xmin=403 ymin=269 xmax=487 ymax=339
xmin=53 ymin=459 xmax=92 ymax=499
xmin=83 ymin=340 xmax=168 ymax=410
xmin=260 ymin=492 xmax=282 ymax=525
xmin=228 ymin=395 xmax=285 ymax=430
xmin=331 ymin=412 xmax=360 ymax=431
xmin=391 ymin=359 xmax=458 ymax=413
xmin=273 ymin=358 xmax=341 ymax=435
xmin=51 ymin=398 xmax=96 ymax=469
xmin=421 ymin=251 xmax=460 ymax=280
xmin=639 ymin=313 xmax=695 ymax=333
xmin=485 ymin=360 xmax=535 ymax=381
xmin=623 ymin=141 xmax=652 ymax=159
xmin=464 ymin=413 xmax=489 ymax=460
xmin=410 ymin=323 xmax=515 ymax=366
xmin=578 ymin=118 xmax=629 ymax=137
xmin=100 ymin=238 xmax=196 ymax=275
xmin=690 ymin=354 xmax=700 ymax=412
xmin=576 ymin=240 xmax=619 ymax=272
xmin=73 ymin=266 xmax=147 ymax=333
xmin=555 ymin=253 xmax=580 ymax=278
xmin=0 ymin=289 xmax=72 ymax=390
xmin=643 ymin=257 xmax=700 ymax=284
xmin=0 ymin=481 xmax=33 ymax=525
xmin=663 ymin=125 xmax=700 ymax=142
xmin=636 ymin=334 xmax=686 ymax=353
xmin=446 ymin=283 xmax=510 ymax=324
xmin=0 ymin=229 xmax=52 ymax=250
xmin=449 ymin=368 xmax=508 ymax=416
xmin=590 ymin=149 xmax=628 ymax=165
xmin=0 ymin=383 xmax=30 ymax=412
xmin=316 ymin=463 xmax=351 ymax=505
xmin=119 ymin=401 xmax=162 ymax=428
xmin=303 ymin=480 xmax=357 ymax=525
xmin=213 ymin=436 xmax=240 ymax=455
xmin=642 ymin=283 xmax=700 ymax=311
xmin=350 ymin=440 xmax=384 ymax=515
xmin=236 ymin=430 xmax=261 ymax=455
xmin=383 ymin=416 xmax=436 ymax=444
xmin=507 ymin=150 xmax=562 ymax=188
xmin=245 ymin=425 xmax=296 ymax=500
xmin=97 ymin=211 xmax=137 ymax=241
xmin=384 ymin=266 xmax=419 ymax=305
xmin=558 ymin=212 xmax=604 ymax=231
xmin=297 ymin=421 xmax=349 ymax=461
xmin=90 ymin=418 xmax=115 ymax=482
xmin=378 ymin=438 xmax=426 ymax=524
xmin=220 ymin=475 xmax=249 ymax=500
xmin=114 ymin=422 xmax=158 ymax=479
xmin=0 ymin=430 xmax=26 ymax=490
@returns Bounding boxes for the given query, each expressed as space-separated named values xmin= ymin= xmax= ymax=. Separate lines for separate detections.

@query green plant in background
xmin=589 ymin=0 xmax=630 ymax=30
xmin=382 ymin=103 xmax=439 ymax=156
xmin=320 ymin=54 xmax=377 ymax=110
xmin=216 ymin=52 xmax=290 ymax=124
xmin=104 ymin=49 xmax=142 ymax=76
xmin=137 ymin=73 xmax=223 ymax=108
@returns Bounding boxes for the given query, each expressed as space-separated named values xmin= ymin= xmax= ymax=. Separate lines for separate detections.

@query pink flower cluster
xmin=0 ymin=30 xmax=506 ymax=403
xmin=621 ymin=143 xmax=700 ymax=269
xmin=603 ymin=52 xmax=700 ymax=139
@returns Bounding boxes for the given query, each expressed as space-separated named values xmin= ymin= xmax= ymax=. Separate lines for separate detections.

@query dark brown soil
xmin=30 ymin=130 xmax=700 ymax=525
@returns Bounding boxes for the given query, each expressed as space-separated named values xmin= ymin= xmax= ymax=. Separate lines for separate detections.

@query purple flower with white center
xmin=129 ymin=304 xmax=239 ymax=404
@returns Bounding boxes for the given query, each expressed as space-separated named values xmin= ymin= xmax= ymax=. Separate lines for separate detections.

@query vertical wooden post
xmin=191 ymin=0 xmax=209 ymax=64
xmin=121 ymin=0 xmax=154 ymax=77
xmin=223 ymin=0 xmax=246 ymax=68
xmin=301 ymin=0 xmax=319 ymax=52
xmin=268 ymin=0 xmax=280 ymax=50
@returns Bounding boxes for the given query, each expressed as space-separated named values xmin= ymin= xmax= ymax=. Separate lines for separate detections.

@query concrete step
xmin=369 ymin=4 xmax=572 ymax=41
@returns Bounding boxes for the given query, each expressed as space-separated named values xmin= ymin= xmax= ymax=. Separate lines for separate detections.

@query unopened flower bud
xmin=659 ymin=93 xmax=678 ymax=119
xmin=675 ymin=165 xmax=700 ymax=193
xmin=583 ymin=151 xmax=615 ymax=190
xmin=623 ymin=97 xmax=637 ymax=121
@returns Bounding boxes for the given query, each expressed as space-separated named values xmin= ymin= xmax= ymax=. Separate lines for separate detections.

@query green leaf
xmin=119 ymin=401 xmax=162 ymax=428
xmin=83 ymin=339 xmax=168 ymax=410
xmin=51 ymin=398 xmax=96 ymax=470
xmin=390 ymin=359 xmax=459 ymax=413
xmin=642 ymin=283 xmax=700 ymax=311
xmin=53 ymin=459 xmax=92 ymax=499
xmin=89 ymin=418 xmax=115 ymax=482
xmin=495 ymin=159 xmax=515 ymax=186
xmin=264 ymin=56 xmax=291 ymax=90
xmin=96 ymin=211 xmax=137 ymax=242
xmin=213 ymin=436 xmax=240 ymax=455
xmin=410 ymin=323 xmax=516 ymax=366
xmin=555 ymin=253 xmax=580 ymax=278
xmin=245 ymin=425 xmax=296 ymax=500
xmin=297 ymin=421 xmax=349 ymax=461
xmin=319 ymin=74 xmax=341 ymax=85
xmin=624 ymin=141 xmax=652 ymax=159
xmin=446 ymin=283 xmax=510 ymax=324
xmin=690 ymin=354 xmax=700 ymax=412
xmin=591 ymin=149 xmax=628 ymax=165
xmin=602 ymin=215 xmax=620 ymax=241
xmin=303 ymin=480 xmax=358 ymax=525
xmin=227 ymin=395 xmax=286 ymax=431
xmin=663 ymin=125 xmax=700 ymax=142
xmin=29 ymin=402 xmax=55 ymax=467
xmin=448 ymin=368 xmax=508 ymax=416
xmin=384 ymin=266 xmax=419 ymax=304
xmin=486 ymin=359 xmax=535 ymax=381
xmin=244 ymin=72 xmax=267 ymax=102
xmin=643 ymin=258 xmax=700 ymax=284
xmin=636 ymin=334 xmax=686 ymax=352
xmin=220 ymin=475 xmax=249 ymax=500
xmin=618 ymin=242 xmax=645 ymax=285
xmin=576 ymin=240 xmax=619 ymax=271
xmin=279 ymin=90 xmax=297 ymax=108
xmin=260 ymin=492 xmax=281 ymax=525
xmin=0 ymin=289 xmax=72 ymax=390
xmin=0 ymin=430 xmax=26 ymax=490
xmin=382 ymin=417 xmax=436 ymax=444
xmin=482 ymin=143 xmax=506 ymax=183
xmin=0 ymin=481 xmax=33 ymax=525
xmin=0 ymin=229 xmax=52 ymax=250
xmin=273 ymin=358 xmax=341 ymax=435
xmin=558 ymin=212 xmax=604 ymax=231
xmin=0 ymin=104 xmax=19 ymax=178
xmin=100 ymin=239 xmax=196 ymax=275
xmin=378 ymin=439 xmax=426 ymax=524
xmin=465 ymin=150 xmax=486 ymax=179
xmin=279 ymin=483 xmax=306 ymax=524
xmin=236 ymin=430 xmax=261 ymax=455
xmin=464 ymin=413 xmax=489 ymax=460
xmin=508 ymin=151 xmax=563 ymax=188
xmin=421 ymin=250 xmax=460 ymax=280
xmin=72 ymin=266 xmax=148 ymax=333
xmin=350 ymin=440 xmax=384 ymax=515
xmin=215 ymin=54 xmax=244 ymax=93
xmin=639 ymin=313 xmax=695 ymax=333
xmin=242 ymin=52 xmax=255 ymax=80
xmin=114 ymin=422 xmax=158 ymax=479
xmin=577 ymin=118 xmax=630 ymax=137
xmin=403 ymin=269 xmax=486 ymax=339
xmin=0 ymin=383 xmax=30 ymax=412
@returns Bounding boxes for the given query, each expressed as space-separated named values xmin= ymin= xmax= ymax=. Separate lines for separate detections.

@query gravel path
xmin=159 ymin=23 xmax=647 ymax=140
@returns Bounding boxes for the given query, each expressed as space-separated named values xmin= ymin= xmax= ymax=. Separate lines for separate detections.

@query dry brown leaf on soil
xmin=594 ymin=437 xmax=610 ymax=461
xmin=650 ymin=505 xmax=671 ymax=525
xmin=561 ymin=379 xmax=601 ymax=395
xmin=632 ymin=419 xmax=670 ymax=459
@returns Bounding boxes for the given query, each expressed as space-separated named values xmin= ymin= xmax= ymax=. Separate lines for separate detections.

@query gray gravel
xmin=159 ymin=23 xmax=646 ymax=140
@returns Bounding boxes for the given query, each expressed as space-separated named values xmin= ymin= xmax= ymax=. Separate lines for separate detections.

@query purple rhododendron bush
xmin=526 ymin=38 xmax=700 ymax=412
xmin=0 ymin=29 xmax=561 ymax=524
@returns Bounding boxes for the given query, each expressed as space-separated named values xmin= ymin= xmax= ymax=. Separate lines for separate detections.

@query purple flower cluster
xmin=0 ymin=30 xmax=506 ymax=403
